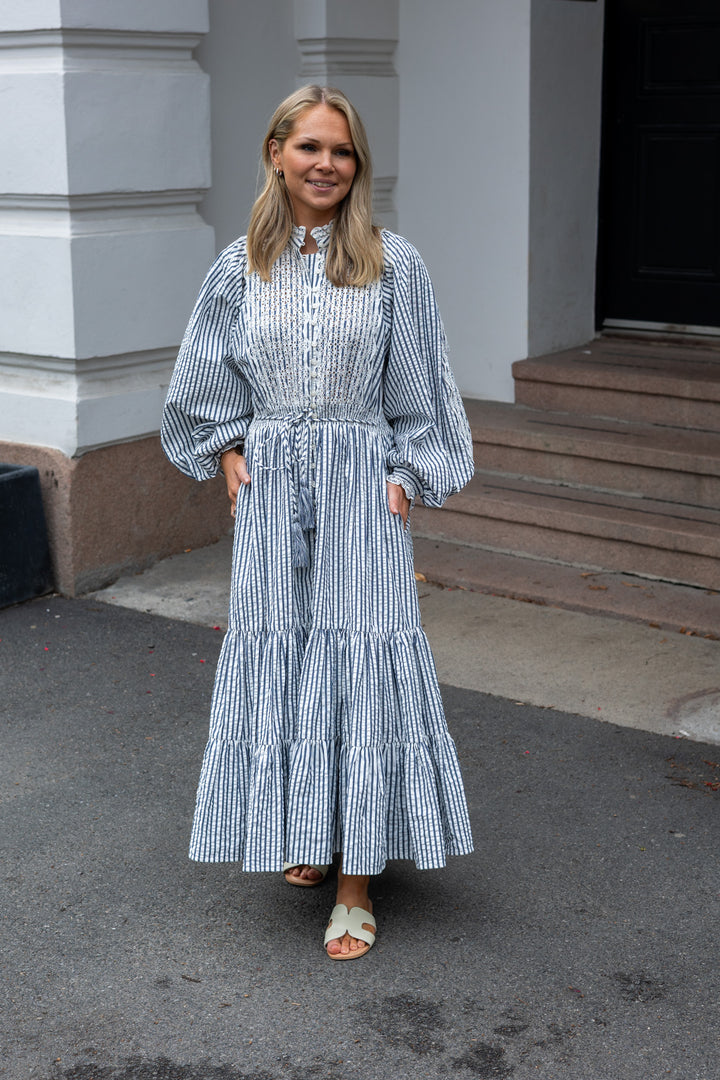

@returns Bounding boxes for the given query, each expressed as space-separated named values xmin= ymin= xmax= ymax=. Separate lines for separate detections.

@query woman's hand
xmin=220 ymin=448 xmax=251 ymax=517
xmin=387 ymin=480 xmax=410 ymax=526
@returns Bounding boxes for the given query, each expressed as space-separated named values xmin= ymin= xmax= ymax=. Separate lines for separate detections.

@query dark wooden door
xmin=597 ymin=0 xmax=720 ymax=330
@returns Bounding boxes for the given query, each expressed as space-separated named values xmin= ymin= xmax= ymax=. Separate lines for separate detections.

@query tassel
xmin=291 ymin=519 xmax=309 ymax=568
xmin=297 ymin=481 xmax=315 ymax=531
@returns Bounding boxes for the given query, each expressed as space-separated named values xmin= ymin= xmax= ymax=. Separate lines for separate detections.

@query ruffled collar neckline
xmin=291 ymin=220 xmax=333 ymax=252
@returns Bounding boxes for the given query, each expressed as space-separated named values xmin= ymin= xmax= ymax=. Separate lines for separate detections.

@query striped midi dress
xmin=161 ymin=222 xmax=475 ymax=876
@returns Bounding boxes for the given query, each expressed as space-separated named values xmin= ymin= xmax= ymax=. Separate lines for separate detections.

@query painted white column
xmin=528 ymin=0 xmax=605 ymax=357
xmin=397 ymin=0 xmax=532 ymax=401
xmin=0 ymin=0 xmax=215 ymax=456
xmin=294 ymin=0 xmax=399 ymax=228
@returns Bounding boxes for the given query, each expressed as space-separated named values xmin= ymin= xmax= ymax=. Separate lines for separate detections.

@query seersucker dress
xmin=161 ymin=222 xmax=475 ymax=876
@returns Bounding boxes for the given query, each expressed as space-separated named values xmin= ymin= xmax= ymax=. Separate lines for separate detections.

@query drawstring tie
xmin=261 ymin=411 xmax=314 ymax=568
xmin=291 ymin=414 xmax=316 ymax=567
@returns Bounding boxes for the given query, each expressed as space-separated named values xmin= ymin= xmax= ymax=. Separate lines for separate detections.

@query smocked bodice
xmin=235 ymin=234 xmax=386 ymax=424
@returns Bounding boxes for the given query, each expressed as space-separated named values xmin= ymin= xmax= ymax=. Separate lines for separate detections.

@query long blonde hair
xmin=246 ymin=85 xmax=384 ymax=287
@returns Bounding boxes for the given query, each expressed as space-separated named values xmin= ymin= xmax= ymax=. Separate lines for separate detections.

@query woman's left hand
xmin=387 ymin=480 xmax=410 ymax=526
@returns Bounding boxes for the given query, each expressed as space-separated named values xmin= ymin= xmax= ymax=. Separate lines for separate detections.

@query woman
xmin=161 ymin=85 xmax=474 ymax=960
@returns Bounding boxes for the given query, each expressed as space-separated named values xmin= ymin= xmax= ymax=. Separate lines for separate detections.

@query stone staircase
xmin=412 ymin=337 xmax=720 ymax=590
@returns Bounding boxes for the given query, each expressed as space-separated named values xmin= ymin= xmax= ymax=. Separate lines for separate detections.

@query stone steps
xmin=512 ymin=339 xmax=720 ymax=431
xmin=412 ymin=471 xmax=720 ymax=589
xmin=412 ymin=339 xmax=720 ymax=590
xmin=465 ymin=399 xmax=720 ymax=509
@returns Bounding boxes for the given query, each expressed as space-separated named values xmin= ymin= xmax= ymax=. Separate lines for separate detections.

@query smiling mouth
xmin=308 ymin=180 xmax=335 ymax=189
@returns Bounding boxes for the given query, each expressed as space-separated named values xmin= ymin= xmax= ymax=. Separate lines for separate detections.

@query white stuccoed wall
xmin=396 ymin=0 xmax=604 ymax=400
xmin=528 ymin=0 xmax=605 ymax=357
xmin=0 ymin=0 xmax=214 ymax=456
xmin=0 ymin=0 xmax=606 ymax=453
xmin=397 ymin=0 xmax=532 ymax=401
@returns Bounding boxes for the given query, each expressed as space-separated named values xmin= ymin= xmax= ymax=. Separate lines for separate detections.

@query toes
xmin=326 ymin=932 xmax=352 ymax=955
xmin=326 ymin=932 xmax=349 ymax=956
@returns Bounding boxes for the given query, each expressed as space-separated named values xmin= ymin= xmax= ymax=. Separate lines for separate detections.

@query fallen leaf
xmin=415 ymin=571 xmax=427 ymax=582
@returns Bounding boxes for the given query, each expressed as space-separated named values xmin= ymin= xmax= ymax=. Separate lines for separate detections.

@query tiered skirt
xmin=189 ymin=415 xmax=473 ymax=874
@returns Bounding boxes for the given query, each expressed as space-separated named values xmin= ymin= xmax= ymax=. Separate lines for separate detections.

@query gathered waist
xmin=250 ymin=403 xmax=389 ymax=433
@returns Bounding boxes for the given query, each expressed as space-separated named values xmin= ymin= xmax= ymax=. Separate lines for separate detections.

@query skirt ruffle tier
xmin=188 ymin=625 xmax=473 ymax=875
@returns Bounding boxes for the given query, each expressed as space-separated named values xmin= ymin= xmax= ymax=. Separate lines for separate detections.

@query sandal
xmin=283 ymin=862 xmax=330 ymax=887
xmin=324 ymin=903 xmax=376 ymax=961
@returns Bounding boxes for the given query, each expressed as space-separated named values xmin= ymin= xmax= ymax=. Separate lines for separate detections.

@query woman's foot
xmin=325 ymin=867 xmax=373 ymax=958
xmin=283 ymin=863 xmax=328 ymax=887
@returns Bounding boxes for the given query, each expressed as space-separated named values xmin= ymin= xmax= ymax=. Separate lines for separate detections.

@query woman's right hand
xmin=220 ymin=448 xmax=251 ymax=517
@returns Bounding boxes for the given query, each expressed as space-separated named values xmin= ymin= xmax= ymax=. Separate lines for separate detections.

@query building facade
xmin=9 ymin=0 xmax=708 ymax=594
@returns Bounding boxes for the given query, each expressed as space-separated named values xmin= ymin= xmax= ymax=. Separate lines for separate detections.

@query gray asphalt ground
xmin=2 ymin=543 xmax=720 ymax=1079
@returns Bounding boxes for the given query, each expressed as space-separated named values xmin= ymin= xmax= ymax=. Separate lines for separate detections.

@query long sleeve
xmin=161 ymin=239 xmax=252 ymax=480
xmin=382 ymin=233 xmax=475 ymax=507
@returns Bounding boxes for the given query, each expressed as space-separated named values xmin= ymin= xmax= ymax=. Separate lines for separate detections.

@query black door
xmin=597 ymin=0 xmax=720 ymax=330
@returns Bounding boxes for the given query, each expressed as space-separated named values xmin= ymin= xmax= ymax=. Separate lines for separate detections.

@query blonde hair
xmin=246 ymin=85 xmax=384 ymax=287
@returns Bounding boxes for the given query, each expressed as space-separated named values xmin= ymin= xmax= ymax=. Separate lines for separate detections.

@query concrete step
xmin=512 ymin=338 xmax=720 ymax=431
xmin=411 ymin=536 xmax=720 ymax=639
xmin=411 ymin=471 xmax=720 ymax=590
xmin=464 ymin=399 xmax=720 ymax=509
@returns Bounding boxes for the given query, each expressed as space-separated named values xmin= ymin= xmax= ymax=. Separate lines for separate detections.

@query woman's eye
xmin=336 ymin=149 xmax=353 ymax=157
xmin=300 ymin=144 xmax=317 ymax=152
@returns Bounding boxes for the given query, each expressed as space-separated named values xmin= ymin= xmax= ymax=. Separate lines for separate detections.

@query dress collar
xmin=291 ymin=220 xmax=333 ymax=253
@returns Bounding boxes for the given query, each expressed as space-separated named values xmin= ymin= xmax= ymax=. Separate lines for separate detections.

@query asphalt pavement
xmin=1 ymin=543 xmax=719 ymax=1079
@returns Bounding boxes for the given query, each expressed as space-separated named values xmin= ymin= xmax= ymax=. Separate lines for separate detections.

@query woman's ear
xmin=268 ymin=138 xmax=281 ymax=170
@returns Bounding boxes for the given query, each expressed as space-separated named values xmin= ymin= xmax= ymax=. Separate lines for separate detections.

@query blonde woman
xmin=162 ymin=85 xmax=474 ymax=960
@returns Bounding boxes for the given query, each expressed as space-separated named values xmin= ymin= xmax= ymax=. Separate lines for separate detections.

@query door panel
xmin=598 ymin=1 xmax=720 ymax=329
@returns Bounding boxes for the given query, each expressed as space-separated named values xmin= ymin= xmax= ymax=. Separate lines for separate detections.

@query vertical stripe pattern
xmin=162 ymin=224 xmax=475 ymax=875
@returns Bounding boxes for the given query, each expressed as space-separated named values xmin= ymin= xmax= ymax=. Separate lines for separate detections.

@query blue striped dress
xmin=161 ymin=222 xmax=475 ymax=875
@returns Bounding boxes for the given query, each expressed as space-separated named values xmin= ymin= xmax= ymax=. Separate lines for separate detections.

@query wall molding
xmin=0 ymin=347 xmax=177 ymax=380
xmin=0 ymin=347 xmax=178 ymax=454
xmin=0 ymin=191 xmax=208 ymax=235
xmin=373 ymin=176 xmax=396 ymax=218
xmin=297 ymin=36 xmax=396 ymax=78
xmin=0 ymin=29 xmax=203 ymax=71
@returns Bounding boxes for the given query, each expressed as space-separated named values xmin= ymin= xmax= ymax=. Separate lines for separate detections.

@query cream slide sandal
xmin=324 ymin=903 xmax=376 ymax=960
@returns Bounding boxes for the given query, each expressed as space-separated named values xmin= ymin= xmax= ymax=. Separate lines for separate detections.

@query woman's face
xmin=269 ymin=104 xmax=357 ymax=230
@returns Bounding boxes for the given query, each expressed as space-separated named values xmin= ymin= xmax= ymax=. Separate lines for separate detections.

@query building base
xmin=0 ymin=437 xmax=231 ymax=597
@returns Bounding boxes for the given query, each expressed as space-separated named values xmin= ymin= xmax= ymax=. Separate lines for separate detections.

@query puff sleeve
xmin=161 ymin=239 xmax=252 ymax=480
xmin=382 ymin=234 xmax=475 ymax=507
